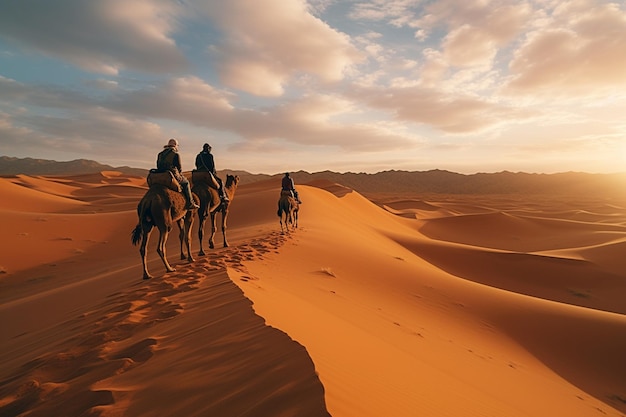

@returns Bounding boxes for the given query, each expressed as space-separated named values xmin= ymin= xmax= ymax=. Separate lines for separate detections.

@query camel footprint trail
xmin=0 ymin=230 xmax=294 ymax=417
xmin=0 ymin=277 xmax=189 ymax=417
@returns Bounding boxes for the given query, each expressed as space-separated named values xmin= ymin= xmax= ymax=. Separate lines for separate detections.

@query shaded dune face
xmin=1 ymin=172 xmax=625 ymax=417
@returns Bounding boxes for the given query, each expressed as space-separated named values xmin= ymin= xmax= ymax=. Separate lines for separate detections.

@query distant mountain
xmin=2 ymin=156 xmax=624 ymax=197
xmin=0 ymin=156 xmax=148 ymax=177
xmin=223 ymin=169 xmax=626 ymax=198
xmin=288 ymin=169 xmax=626 ymax=198
xmin=220 ymin=169 xmax=273 ymax=185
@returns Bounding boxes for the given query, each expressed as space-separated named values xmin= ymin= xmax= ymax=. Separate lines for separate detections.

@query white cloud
xmin=442 ymin=25 xmax=498 ymax=68
xmin=505 ymin=1 xmax=626 ymax=95
xmin=417 ymin=1 xmax=532 ymax=69
xmin=418 ymin=49 xmax=448 ymax=86
xmin=197 ymin=0 xmax=363 ymax=96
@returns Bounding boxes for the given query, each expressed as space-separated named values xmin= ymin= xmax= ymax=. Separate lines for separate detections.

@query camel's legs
xmin=178 ymin=218 xmax=187 ymax=260
xmin=278 ymin=200 xmax=285 ymax=233
xmin=221 ymin=208 xmax=229 ymax=247
xmin=140 ymin=224 xmax=153 ymax=280
xmin=183 ymin=212 xmax=194 ymax=262
xmin=197 ymin=214 xmax=207 ymax=256
xmin=177 ymin=216 xmax=195 ymax=262
xmin=208 ymin=210 xmax=218 ymax=249
xmin=285 ymin=205 xmax=293 ymax=232
xmin=157 ymin=226 xmax=176 ymax=273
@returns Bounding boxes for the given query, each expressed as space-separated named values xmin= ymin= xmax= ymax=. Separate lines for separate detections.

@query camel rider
xmin=156 ymin=138 xmax=199 ymax=210
xmin=195 ymin=143 xmax=229 ymax=203
xmin=282 ymin=172 xmax=302 ymax=203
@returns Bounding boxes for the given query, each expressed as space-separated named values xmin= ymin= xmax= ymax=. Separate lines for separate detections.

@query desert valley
xmin=0 ymin=163 xmax=625 ymax=417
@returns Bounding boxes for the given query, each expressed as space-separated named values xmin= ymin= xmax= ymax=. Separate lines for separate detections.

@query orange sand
xmin=1 ymin=172 xmax=625 ymax=417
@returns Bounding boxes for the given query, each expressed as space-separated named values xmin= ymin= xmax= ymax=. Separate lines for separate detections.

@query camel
xmin=131 ymin=185 xmax=198 ymax=280
xmin=277 ymin=190 xmax=299 ymax=233
xmin=192 ymin=174 xmax=239 ymax=256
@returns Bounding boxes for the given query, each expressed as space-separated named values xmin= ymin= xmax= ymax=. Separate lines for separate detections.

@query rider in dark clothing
xmin=157 ymin=138 xmax=199 ymax=210
xmin=195 ymin=143 xmax=228 ymax=203
xmin=281 ymin=172 xmax=302 ymax=203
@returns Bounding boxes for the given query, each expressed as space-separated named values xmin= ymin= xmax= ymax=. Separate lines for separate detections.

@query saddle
xmin=280 ymin=189 xmax=294 ymax=198
xmin=191 ymin=170 xmax=219 ymax=189
xmin=147 ymin=170 xmax=181 ymax=192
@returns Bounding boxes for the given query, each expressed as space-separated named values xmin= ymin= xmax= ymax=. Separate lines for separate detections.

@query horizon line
xmin=1 ymin=155 xmax=626 ymax=177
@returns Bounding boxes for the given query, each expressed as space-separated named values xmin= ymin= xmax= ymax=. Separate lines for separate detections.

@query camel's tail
xmin=131 ymin=197 xmax=153 ymax=245
xmin=277 ymin=200 xmax=285 ymax=217
xmin=131 ymin=224 xmax=143 ymax=246
xmin=278 ymin=199 xmax=294 ymax=222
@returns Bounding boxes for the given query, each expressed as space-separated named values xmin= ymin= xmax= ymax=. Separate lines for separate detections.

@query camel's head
xmin=225 ymin=174 xmax=239 ymax=188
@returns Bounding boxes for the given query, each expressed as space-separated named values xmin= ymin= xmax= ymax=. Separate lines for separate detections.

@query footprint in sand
xmin=110 ymin=338 xmax=159 ymax=364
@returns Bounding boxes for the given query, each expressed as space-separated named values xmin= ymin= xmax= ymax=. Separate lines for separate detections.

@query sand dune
xmin=0 ymin=176 xmax=88 ymax=212
xmin=419 ymin=210 xmax=626 ymax=251
xmin=1 ymin=172 xmax=625 ymax=417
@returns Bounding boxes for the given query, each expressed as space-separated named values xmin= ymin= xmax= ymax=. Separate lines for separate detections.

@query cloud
xmin=108 ymin=77 xmax=235 ymax=125
xmin=414 ymin=0 xmax=531 ymax=37
xmin=196 ymin=0 xmax=363 ymax=96
xmin=1 ymin=73 xmax=416 ymax=161
xmin=505 ymin=1 xmax=626 ymax=95
xmin=0 ymin=0 xmax=187 ymax=75
xmin=0 ymin=75 xmax=94 ymax=110
xmin=86 ymin=79 xmax=120 ymax=90
xmin=347 ymin=0 xmax=533 ymax=87
xmin=442 ymin=25 xmax=498 ymax=68
xmin=418 ymin=49 xmax=448 ymax=86
xmin=351 ymin=85 xmax=528 ymax=133
xmin=0 ymin=111 xmax=35 ymax=149
xmin=0 ymin=105 xmax=164 ymax=166
xmin=422 ymin=1 xmax=532 ymax=69
xmin=111 ymin=77 xmax=417 ymax=151
xmin=240 ymin=94 xmax=419 ymax=151
xmin=0 ymin=76 xmax=167 ymax=164
xmin=348 ymin=0 xmax=422 ymax=26
xmin=2 ymin=0 xmax=623 ymax=174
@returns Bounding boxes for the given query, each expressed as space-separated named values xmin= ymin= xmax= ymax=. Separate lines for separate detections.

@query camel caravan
xmin=130 ymin=139 xmax=301 ymax=280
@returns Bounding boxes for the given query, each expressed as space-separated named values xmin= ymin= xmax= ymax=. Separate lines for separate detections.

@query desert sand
xmin=1 ymin=171 xmax=625 ymax=417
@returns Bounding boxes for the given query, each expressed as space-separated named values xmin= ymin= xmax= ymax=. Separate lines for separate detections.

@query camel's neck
xmin=225 ymin=186 xmax=237 ymax=198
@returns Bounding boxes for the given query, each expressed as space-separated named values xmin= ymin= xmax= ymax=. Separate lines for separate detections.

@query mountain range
xmin=0 ymin=156 xmax=148 ymax=177
xmin=1 ymin=155 xmax=624 ymax=197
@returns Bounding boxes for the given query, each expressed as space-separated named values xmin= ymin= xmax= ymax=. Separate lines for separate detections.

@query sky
xmin=1 ymin=0 xmax=625 ymax=175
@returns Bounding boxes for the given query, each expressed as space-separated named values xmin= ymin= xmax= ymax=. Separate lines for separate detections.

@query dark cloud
xmin=0 ymin=0 xmax=188 ymax=74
